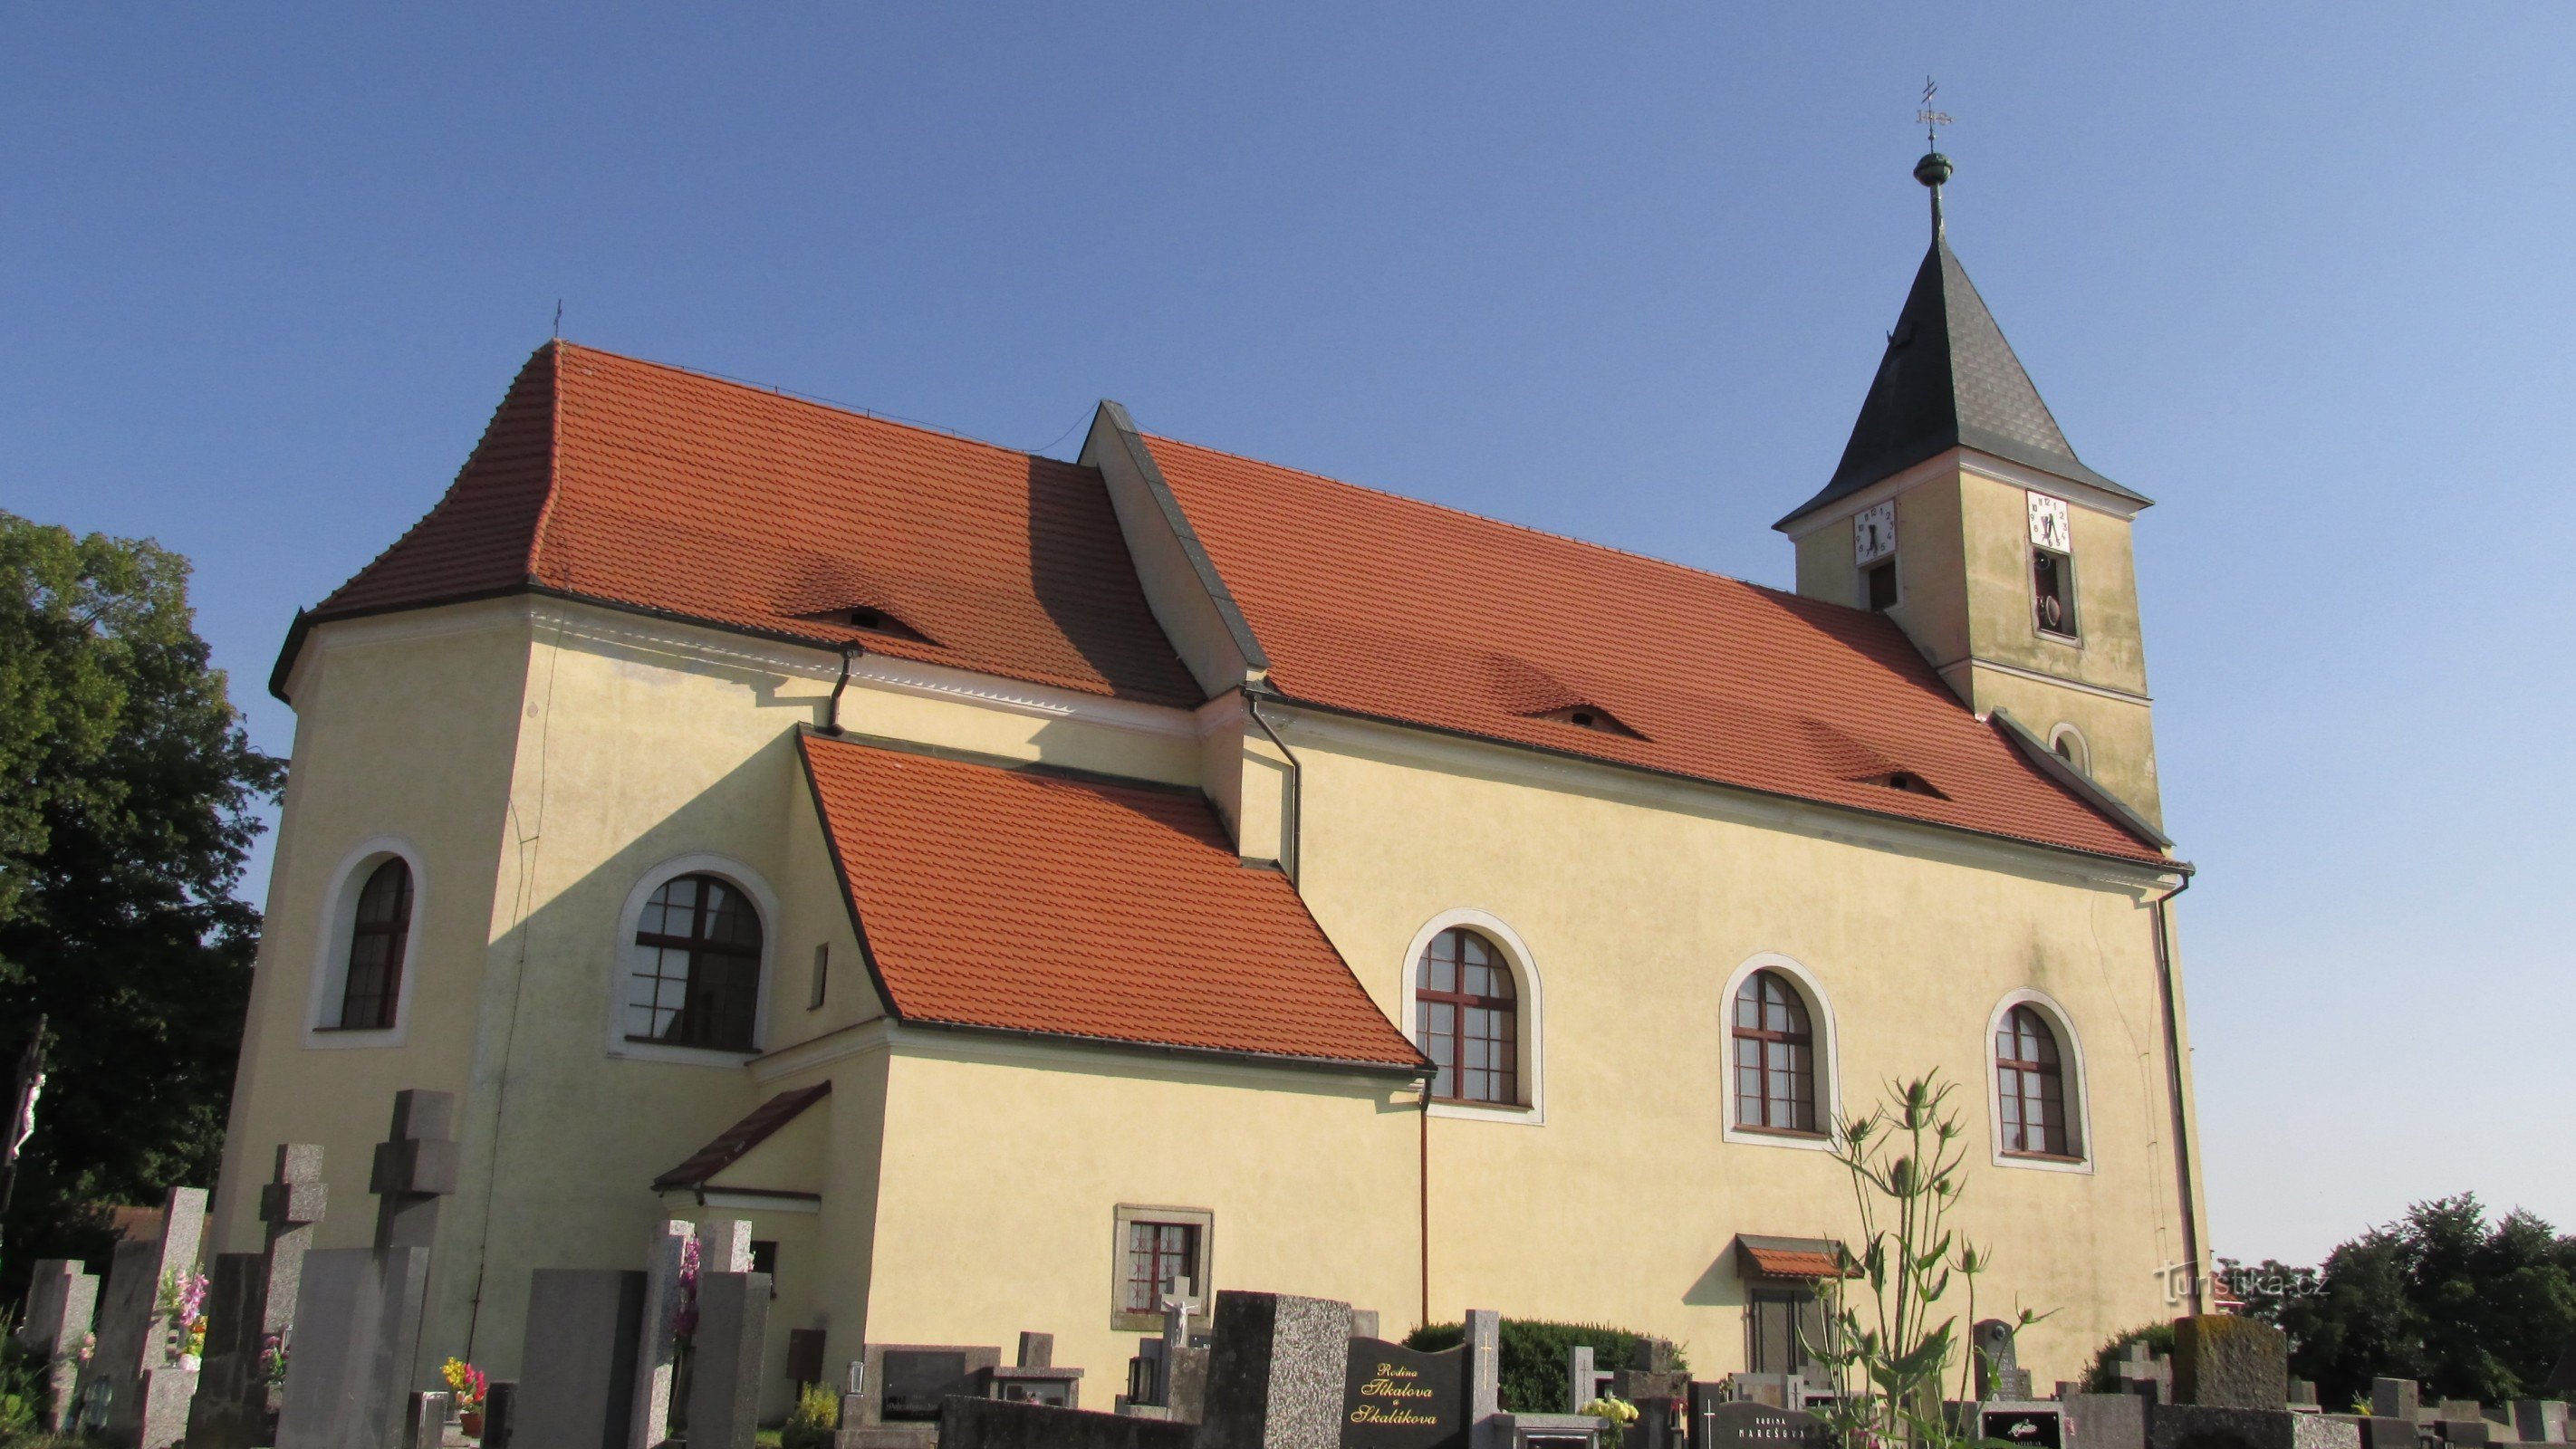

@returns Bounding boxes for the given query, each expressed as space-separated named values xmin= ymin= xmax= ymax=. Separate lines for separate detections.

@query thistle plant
xmin=1809 ymin=1073 xmax=2042 ymax=1449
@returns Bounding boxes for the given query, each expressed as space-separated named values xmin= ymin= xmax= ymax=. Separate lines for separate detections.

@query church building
xmin=211 ymin=156 xmax=2207 ymax=1417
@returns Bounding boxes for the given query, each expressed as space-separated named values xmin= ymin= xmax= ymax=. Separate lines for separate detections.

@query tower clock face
xmin=2027 ymin=494 xmax=2071 ymax=552
xmin=1854 ymin=501 xmax=1897 ymax=565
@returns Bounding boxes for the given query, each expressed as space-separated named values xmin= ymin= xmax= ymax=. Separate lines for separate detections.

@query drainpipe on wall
xmin=1244 ymin=688 xmax=1302 ymax=886
xmin=2148 ymin=873 xmax=2203 ymax=1314
xmin=824 ymin=645 xmax=863 ymax=736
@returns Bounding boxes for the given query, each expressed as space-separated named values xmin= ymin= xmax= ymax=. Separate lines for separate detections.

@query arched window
xmin=1996 ymin=1005 xmax=2075 ymax=1157
xmin=338 ymin=858 xmax=413 ymax=1030
xmin=2048 ymin=724 xmax=2091 ymax=775
xmin=628 ymin=873 xmax=764 ymax=1052
xmin=1416 ymin=927 xmax=1517 ymax=1105
xmin=1733 ymin=970 xmax=1818 ymax=1133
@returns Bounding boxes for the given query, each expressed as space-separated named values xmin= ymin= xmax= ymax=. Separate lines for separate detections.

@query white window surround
xmin=1718 ymin=953 xmax=1842 ymax=1152
xmin=605 ymin=852 xmax=782 ymax=1069
xmin=303 ymin=836 xmax=427 ymax=1050
xmin=2046 ymin=723 xmax=2092 ymax=776
xmin=1985 ymin=987 xmax=2095 ymax=1175
xmin=1397 ymin=908 xmax=1545 ymax=1126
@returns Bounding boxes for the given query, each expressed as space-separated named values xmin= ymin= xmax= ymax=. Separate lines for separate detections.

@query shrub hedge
xmin=1405 ymin=1319 xmax=1688 ymax=1415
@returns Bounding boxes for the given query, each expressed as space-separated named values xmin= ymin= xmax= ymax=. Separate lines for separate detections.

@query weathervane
xmin=1914 ymin=77 xmax=1956 ymax=239
xmin=1918 ymin=77 xmax=1953 ymax=149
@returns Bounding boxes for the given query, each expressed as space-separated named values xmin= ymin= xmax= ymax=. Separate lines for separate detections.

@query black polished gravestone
xmin=1985 ymin=1407 xmax=2066 ymax=1449
xmin=882 ymin=1349 xmax=978 ymax=1422
xmin=1341 ymin=1338 xmax=1466 ymax=1449
xmin=1693 ymin=1400 xmax=1833 ymax=1449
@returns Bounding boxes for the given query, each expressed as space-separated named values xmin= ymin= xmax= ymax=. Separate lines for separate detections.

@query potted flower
xmin=443 ymin=1357 xmax=489 ymax=1437
xmin=262 ymin=1334 xmax=291 ymax=1415
xmin=1580 ymin=1396 xmax=1639 ymax=1449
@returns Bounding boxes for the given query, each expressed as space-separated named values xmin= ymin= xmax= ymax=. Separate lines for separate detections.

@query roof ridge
xmin=526 ymin=340 xmax=565 ymax=583
xmin=1141 ymin=430 xmax=1835 ymax=611
xmin=552 ymin=339 xmax=1082 ymax=470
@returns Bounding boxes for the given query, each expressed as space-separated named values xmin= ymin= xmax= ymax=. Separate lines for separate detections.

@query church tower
xmin=1777 ymin=149 xmax=2165 ymax=826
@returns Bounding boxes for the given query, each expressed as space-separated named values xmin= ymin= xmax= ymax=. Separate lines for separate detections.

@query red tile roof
xmin=650 ymin=1082 xmax=831 ymax=1191
xmin=1140 ymin=435 xmax=2168 ymax=864
xmin=284 ymin=341 xmax=1202 ymax=708
xmin=798 ymin=732 xmax=1425 ymax=1071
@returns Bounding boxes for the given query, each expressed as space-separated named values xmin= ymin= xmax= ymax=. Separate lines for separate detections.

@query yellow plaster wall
xmin=1278 ymin=714 xmax=2199 ymax=1386
xmin=210 ymin=606 xmax=528 ymax=1259
xmin=852 ymin=1041 xmax=1420 ymax=1394
xmin=214 ymin=597 xmax=1205 ymax=1396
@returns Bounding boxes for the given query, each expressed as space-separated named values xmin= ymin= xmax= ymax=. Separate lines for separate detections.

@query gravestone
xmin=1983 ymin=1404 xmax=2064 ymax=1449
xmin=407 ymin=1388 xmax=454 ymax=1449
xmin=686 ymin=1270 xmax=773 ymax=1449
xmin=843 ymin=1342 xmax=1004 ymax=1447
xmin=2514 ymin=1401 xmax=2569 ymax=1444
xmin=82 ymin=1184 xmax=207 ymax=1449
xmin=1120 ymin=1287 xmax=1210 ymax=1420
xmin=1341 ymin=1333 xmax=1466 ymax=1449
xmin=1199 ymin=1290 xmax=1354 ymax=1449
xmin=1979 ymin=1320 xmax=2037 ymax=1401
xmin=276 ymin=1092 xmax=457 ymax=1449
xmin=702 ymin=1215 xmax=755 ymax=1271
xmin=15 ymin=1257 xmax=100 ymax=1431
xmin=274 ymin=1245 xmax=433 ymax=1449
xmin=482 ymin=1380 xmax=518 ymax=1449
xmin=1691 ymin=1400 xmax=1831 ymax=1449
xmin=2065 ymin=1392 xmax=2148 ymax=1449
xmin=514 ymin=1268 xmax=647 ymax=1449
xmin=370 ymin=1090 xmax=459 ymax=1251
xmin=2173 ymin=1317 xmax=2291 ymax=1410
xmin=630 ymin=1218 xmax=696 ymax=1449
xmin=2374 ymin=1384 xmax=2423 ymax=1425
xmin=2353 ymin=1416 xmax=2422 ymax=1449
xmin=991 ymin=1329 xmax=1084 ymax=1407
xmin=1567 ymin=1348 xmax=1611 ymax=1413
xmin=190 ymin=1142 xmax=327 ymax=1449
xmin=2119 ymin=1343 xmax=2176 ymax=1406
xmin=2147 ymin=1405 xmax=2359 ymax=1449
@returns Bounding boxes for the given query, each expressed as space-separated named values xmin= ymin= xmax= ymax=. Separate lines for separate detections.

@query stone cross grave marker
xmin=370 ymin=1089 xmax=460 ymax=1251
xmin=276 ymin=1091 xmax=457 ymax=1449
xmin=1567 ymin=1347 xmax=1611 ymax=1413
xmin=15 ymin=1258 xmax=100 ymax=1432
xmin=81 ymin=1184 xmax=207 ymax=1449
xmin=190 ymin=1143 xmax=327 ymax=1449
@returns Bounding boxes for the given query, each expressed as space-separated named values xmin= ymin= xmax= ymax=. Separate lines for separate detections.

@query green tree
xmin=0 ymin=511 xmax=281 ymax=1302
xmin=2237 ymin=1195 xmax=2576 ymax=1407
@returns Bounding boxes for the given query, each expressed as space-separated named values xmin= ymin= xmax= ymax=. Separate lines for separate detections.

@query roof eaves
xmin=895 ymin=1014 xmax=1428 ymax=1080
xmin=1987 ymin=706 xmax=2179 ymax=855
xmin=1259 ymin=688 xmax=2174 ymax=871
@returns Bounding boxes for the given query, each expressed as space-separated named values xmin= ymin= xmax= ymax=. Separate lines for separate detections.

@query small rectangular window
xmin=1864 ymin=561 xmax=1898 ymax=612
xmin=808 ymin=944 xmax=828 ymax=1010
xmin=1111 ymin=1204 xmax=1213 ymax=1330
xmin=2033 ymin=549 xmax=2078 ymax=638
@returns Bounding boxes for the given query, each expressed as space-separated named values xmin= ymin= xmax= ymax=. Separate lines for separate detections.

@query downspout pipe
xmin=1244 ymin=686 xmax=1302 ymax=886
xmin=2148 ymin=873 xmax=2203 ymax=1313
xmin=824 ymin=645 xmax=862 ymax=736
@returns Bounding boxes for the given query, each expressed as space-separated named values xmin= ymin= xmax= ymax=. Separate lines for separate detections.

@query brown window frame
xmin=1415 ymin=927 xmax=1520 ymax=1107
xmin=626 ymin=872 xmax=764 ymax=1053
xmin=1733 ymin=970 xmax=1821 ymax=1135
xmin=1110 ymin=1204 xmax=1213 ymax=1330
xmin=1996 ymin=1005 xmax=2078 ymax=1159
xmin=334 ymin=857 xmax=414 ymax=1032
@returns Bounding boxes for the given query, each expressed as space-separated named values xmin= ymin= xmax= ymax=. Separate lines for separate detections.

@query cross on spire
xmin=1913 ymin=77 xmax=1956 ymax=239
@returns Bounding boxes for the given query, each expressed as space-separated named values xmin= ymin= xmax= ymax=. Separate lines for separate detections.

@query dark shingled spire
xmin=1776 ymin=160 xmax=2149 ymax=531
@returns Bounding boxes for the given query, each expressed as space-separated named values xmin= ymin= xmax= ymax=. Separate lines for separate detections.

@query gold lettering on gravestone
xmin=1352 ymin=1362 xmax=1439 ymax=1424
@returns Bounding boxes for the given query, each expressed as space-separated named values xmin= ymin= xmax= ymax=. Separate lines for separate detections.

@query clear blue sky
xmin=7 ymin=6 xmax=2571 ymax=1268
